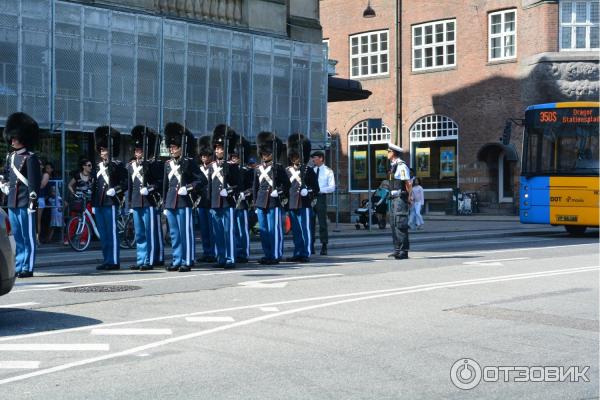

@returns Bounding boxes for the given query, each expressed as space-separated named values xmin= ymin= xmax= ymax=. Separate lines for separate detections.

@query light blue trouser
xmin=165 ymin=208 xmax=195 ymax=267
xmin=210 ymin=208 xmax=235 ymax=265
xmin=234 ymin=209 xmax=250 ymax=259
xmin=133 ymin=207 xmax=164 ymax=266
xmin=9 ymin=208 xmax=36 ymax=273
xmin=95 ymin=206 xmax=119 ymax=266
xmin=197 ymin=207 xmax=216 ymax=258
xmin=256 ymin=207 xmax=283 ymax=261
xmin=289 ymin=208 xmax=312 ymax=258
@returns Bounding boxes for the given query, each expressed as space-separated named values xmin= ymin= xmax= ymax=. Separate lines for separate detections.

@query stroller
xmin=354 ymin=181 xmax=390 ymax=230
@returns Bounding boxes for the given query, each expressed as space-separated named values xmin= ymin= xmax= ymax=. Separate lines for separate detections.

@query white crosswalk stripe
xmin=0 ymin=344 xmax=109 ymax=351
xmin=185 ymin=316 xmax=235 ymax=323
xmin=91 ymin=329 xmax=172 ymax=336
xmin=0 ymin=361 xmax=40 ymax=369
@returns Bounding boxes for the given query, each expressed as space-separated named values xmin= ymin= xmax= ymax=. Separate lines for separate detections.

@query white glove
xmin=92 ymin=207 xmax=96 ymax=215
xmin=391 ymin=190 xmax=400 ymax=197
xmin=239 ymin=192 xmax=246 ymax=200
xmin=219 ymin=188 xmax=228 ymax=197
xmin=106 ymin=188 xmax=116 ymax=197
xmin=163 ymin=209 xmax=168 ymax=216
xmin=27 ymin=207 xmax=36 ymax=214
xmin=128 ymin=209 xmax=134 ymax=214
xmin=270 ymin=190 xmax=279 ymax=198
xmin=300 ymin=188 xmax=308 ymax=197
xmin=178 ymin=186 xmax=188 ymax=196
xmin=140 ymin=187 xmax=149 ymax=196
xmin=0 ymin=183 xmax=8 ymax=196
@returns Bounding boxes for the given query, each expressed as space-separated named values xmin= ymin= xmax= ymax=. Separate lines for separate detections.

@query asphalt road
xmin=0 ymin=227 xmax=598 ymax=399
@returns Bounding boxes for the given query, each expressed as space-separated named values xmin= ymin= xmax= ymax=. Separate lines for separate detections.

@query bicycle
xmin=66 ymin=191 xmax=135 ymax=251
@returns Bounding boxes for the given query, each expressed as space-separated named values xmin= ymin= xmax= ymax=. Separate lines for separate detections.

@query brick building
xmin=322 ymin=0 xmax=598 ymax=219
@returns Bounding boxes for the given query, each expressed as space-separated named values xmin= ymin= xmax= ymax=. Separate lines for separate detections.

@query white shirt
xmin=411 ymin=185 xmax=424 ymax=203
xmin=391 ymin=159 xmax=410 ymax=181
xmin=313 ymin=165 xmax=336 ymax=194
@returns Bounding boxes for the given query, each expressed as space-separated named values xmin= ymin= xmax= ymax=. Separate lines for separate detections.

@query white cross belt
xmin=288 ymin=167 xmax=301 ymax=185
xmin=97 ymin=162 xmax=110 ymax=186
xmin=258 ymin=165 xmax=273 ymax=187
xmin=168 ymin=160 xmax=181 ymax=183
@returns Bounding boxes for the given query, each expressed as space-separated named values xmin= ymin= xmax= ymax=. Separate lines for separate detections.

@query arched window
xmin=410 ymin=114 xmax=458 ymax=188
xmin=348 ymin=120 xmax=391 ymax=192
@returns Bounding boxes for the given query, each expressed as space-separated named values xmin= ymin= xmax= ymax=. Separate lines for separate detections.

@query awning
xmin=477 ymin=142 xmax=519 ymax=162
xmin=327 ymin=76 xmax=372 ymax=102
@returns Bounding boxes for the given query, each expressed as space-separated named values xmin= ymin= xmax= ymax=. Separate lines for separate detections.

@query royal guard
xmin=253 ymin=131 xmax=289 ymax=265
xmin=208 ymin=124 xmax=239 ymax=269
xmin=285 ymin=133 xmax=319 ymax=263
xmin=195 ymin=135 xmax=217 ymax=264
xmin=163 ymin=122 xmax=205 ymax=272
xmin=231 ymin=137 xmax=253 ymax=263
xmin=92 ymin=126 xmax=128 ymax=271
xmin=127 ymin=125 xmax=164 ymax=271
xmin=1 ymin=112 xmax=41 ymax=278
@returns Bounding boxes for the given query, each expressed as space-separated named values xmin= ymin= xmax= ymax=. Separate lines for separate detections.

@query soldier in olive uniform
xmin=253 ymin=131 xmax=290 ymax=265
xmin=0 ymin=112 xmax=41 ymax=278
xmin=208 ymin=125 xmax=239 ymax=269
xmin=387 ymin=142 xmax=412 ymax=260
xmin=127 ymin=125 xmax=164 ymax=271
xmin=92 ymin=126 xmax=128 ymax=271
xmin=162 ymin=123 xmax=205 ymax=272
xmin=195 ymin=135 xmax=217 ymax=264
xmin=285 ymin=133 xmax=319 ymax=263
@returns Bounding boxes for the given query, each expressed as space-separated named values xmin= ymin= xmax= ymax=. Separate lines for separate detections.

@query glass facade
xmin=0 ymin=0 xmax=327 ymax=143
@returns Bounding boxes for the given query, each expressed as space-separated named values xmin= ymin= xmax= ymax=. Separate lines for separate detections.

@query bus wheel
xmin=565 ymin=225 xmax=586 ymax=236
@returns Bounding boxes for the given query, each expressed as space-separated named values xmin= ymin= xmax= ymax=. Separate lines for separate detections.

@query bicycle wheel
xmin=67 ymin=216 xmax=91 ymax=251
xmin=118 ymin=214 xmax=135 ymax=249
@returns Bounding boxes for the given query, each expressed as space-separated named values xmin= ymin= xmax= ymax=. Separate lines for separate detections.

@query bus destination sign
xmin=534 ymin=107 xmax=599 ymax=127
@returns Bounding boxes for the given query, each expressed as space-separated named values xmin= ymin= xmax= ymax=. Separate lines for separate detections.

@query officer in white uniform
xmin=387 ymin=142 xmax=412 ymax=259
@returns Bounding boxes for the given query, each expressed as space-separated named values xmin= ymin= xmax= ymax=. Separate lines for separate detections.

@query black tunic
xmin=162 ymin=157 xmax=205 ymax=210
xmin=285 ymin=164 xmax=319 ymax=210
xmin=92 ymin=160 xmax=127 ymax=208
xmin=252 ymin=162 xmax=289 ymax=209
xmin=3 ymin=149 xmax=41 ymax=209
xmin=127 ymin=159 xmax=164 ymax=208
xmin=208 ymin=159 xmax=239 ymax=209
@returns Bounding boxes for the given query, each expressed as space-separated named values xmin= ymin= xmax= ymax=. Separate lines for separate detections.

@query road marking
xmin=2 ymin=266 xmax=596 ymax=344
xmin=0 ymin=265 xmax=596 ymax=386
xmin=238 ymin=273 xmax=343 ymax=288
xmin=463 ymin=257 xmax=530 ymax=266
xmin=0 ymin=302 xmax=38 ymax=309
xmin=13 ymin=283 xmax=61 ymax=288
xmin=11 ymin=270 xmax=262 ymax=293
xmin=186 ymin=316 xmax=235 ymax=323
xmin=259 ymin=307 xmax=280 ymax=312
xmin=0 ymin=344 xmax=109 ymax=351
xmin=0 ymin=361 xmax=40 ymax=369
xmin=91 ymin=329 xmax=172 ymax=336
xmin=410 ymin=243 xmax=597 ymax=260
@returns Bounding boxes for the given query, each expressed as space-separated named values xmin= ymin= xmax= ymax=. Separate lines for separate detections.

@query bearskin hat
xmin=4 ymin=112 xmax=39 ymax=149
xmin=211 ymin=124 xmax=238 ymax=155
xmin=131 ymin=125 xmax=158 ymax=159
xmin=287 ymin=133 xmax=311 ymax=164
xmin=94 ymin=126 xmax=121 ymax=157
xmin=196 ymin=135 xmax=213 ymax=157
xmin=232 ymin=137 xmax=252 ymax=164
xmin=256 ymin=131 xmax=284 ymax=160
xmin=164 ymin=122 xmax=194 ymax=157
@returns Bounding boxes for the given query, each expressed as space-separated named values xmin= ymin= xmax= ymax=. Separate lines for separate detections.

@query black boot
xmin=320 ymin=243 xmax=328 ymax=255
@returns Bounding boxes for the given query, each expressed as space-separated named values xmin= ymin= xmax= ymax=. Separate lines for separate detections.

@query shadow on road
xmin=0 ymin=309 xmax=102 ymax=337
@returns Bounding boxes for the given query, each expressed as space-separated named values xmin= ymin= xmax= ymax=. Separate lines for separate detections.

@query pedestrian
xmin=208 ymin=124 xmax=239 ymax=269
xmin=232 ymin=137 xmax=253 ymax=264
xmin=67 ymin=158 xmax=94 ymax=246
xmin=37 ymin=161 xmax=53 ymax=244
xmin=163 ymin=122 xmax=205 ymax=272
xmin=285 ymin=133 xmax=319 ymax=263
xmin=46 ymin=185 xmax=63 ymax=243
xmin=0 ymin=112 xmax=41 ymax=278
xmin=386 ymin=142 xmax=412 ymax=260
xmin=92 ymin=126 xmax=128 ymax=271
xmin=310 ymin=150 xmax=335 ymax=255
xmin=253 ymin=131 xmax=289 ymax=265
xmin=126 ymin=125 xmax=164 ymax=271
xmin=195 ymin=135 xmax=217 ymax=264
xmin=409 ymin=177 xmax=424 ymax=230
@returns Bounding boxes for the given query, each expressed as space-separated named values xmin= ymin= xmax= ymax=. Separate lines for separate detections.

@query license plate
xmin=556 ymin=215 xmax=578 ymax=222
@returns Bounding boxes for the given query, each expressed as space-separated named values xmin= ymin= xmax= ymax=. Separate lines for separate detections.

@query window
xmin=412 ymin=19 xmax=456 ymax=71
xmin=349 ymin=30 xmax=389 ymax=78
xmin=560 ymin=1 xmax=600 ymax=50
xmin=489 ymin=9 xmax=517 ymax=61
xmin=410 ymin=115 xmax=458 ymax=189
xmin=348 ymin=120 xmax=391 ymax=191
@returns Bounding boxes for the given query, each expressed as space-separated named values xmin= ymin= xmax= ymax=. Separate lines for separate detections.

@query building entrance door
xmin=498 ymin=152 xmax=513 ymax=203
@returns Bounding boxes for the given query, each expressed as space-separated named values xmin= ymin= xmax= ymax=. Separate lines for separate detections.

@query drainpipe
xmin=396 ymin=1 xmax=402 ymax=149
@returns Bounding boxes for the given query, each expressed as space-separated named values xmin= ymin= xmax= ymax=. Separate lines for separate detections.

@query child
xmin=46 ymin=185 xmax=64 ymax=242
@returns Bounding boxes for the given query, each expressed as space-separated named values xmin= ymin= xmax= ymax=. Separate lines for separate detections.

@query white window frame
xmin=559 ymin=0 xmax=600 ymax=51
xmin=348 ymin=120 xmax=391 ymax=193
xmin=412 ymin=19 xmax=456 ymax=71
xmin=488 ymin=9 xmax=517 ymax=61
xmin=349 ymin=30 xmax=389 ymax=79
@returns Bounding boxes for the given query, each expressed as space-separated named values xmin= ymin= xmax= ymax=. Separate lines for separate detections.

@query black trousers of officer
xmin=311 ymin=193 xmax=328 ymax=247
xmin=390 ymin=194 xmax=410 ymax=255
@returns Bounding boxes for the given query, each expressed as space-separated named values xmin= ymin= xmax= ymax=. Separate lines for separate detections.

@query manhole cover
xmin=61 ymin=285 xmax=141 ymax=293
